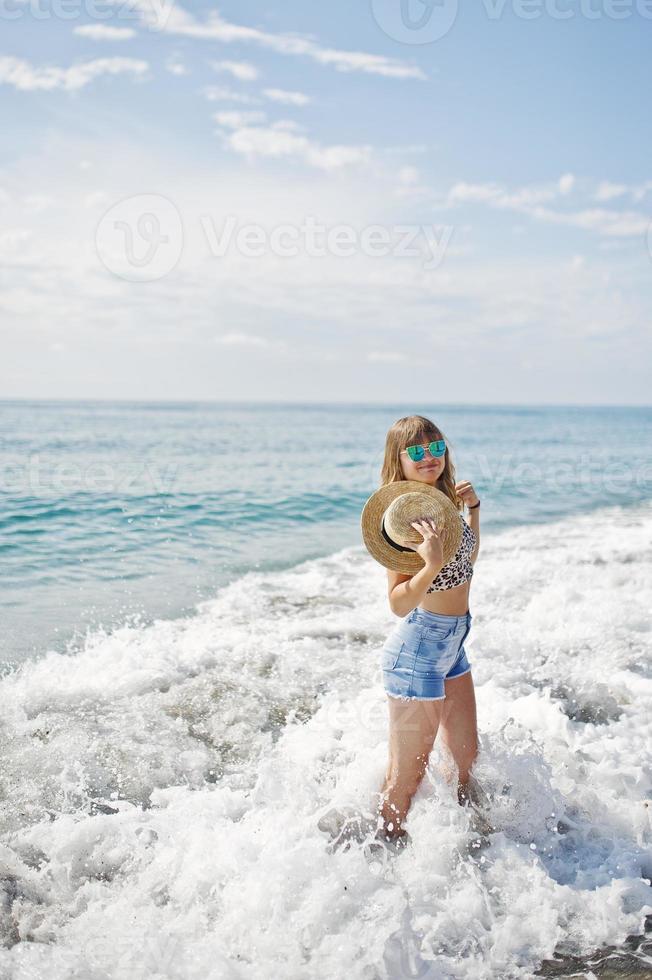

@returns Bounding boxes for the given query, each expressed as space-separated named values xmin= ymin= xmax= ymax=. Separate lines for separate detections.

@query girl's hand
xmin=455 ymin=481 xmax=480 ymax=509
xmin=408 ymin=518 xmax=445 ymax=570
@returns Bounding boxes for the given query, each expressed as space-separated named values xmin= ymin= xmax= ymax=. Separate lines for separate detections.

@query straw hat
xmin=360 ymin=480 xmax=463 ymax=574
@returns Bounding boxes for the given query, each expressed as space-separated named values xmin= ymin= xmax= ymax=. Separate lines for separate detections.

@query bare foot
xmin=373 ymin=827 xmax=411 ymax=853
xmin=457 ymin=773 xmax=491 ymax=809
xmin=458 ymin=775 xmax=496 ymax=834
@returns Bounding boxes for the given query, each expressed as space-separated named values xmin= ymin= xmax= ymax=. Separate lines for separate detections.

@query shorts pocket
xmin=413 ymin=651 xmax=455 ymax=679
xmin=381 ymin=637 xmax=406 ymax=671
xmin=413 ymin=630 xmax=457 ymax=677
xmin=422 ymin=622 xmax=456 ymax=642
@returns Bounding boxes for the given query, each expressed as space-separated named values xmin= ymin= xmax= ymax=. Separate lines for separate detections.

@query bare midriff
xmin=418 ymin=577 xmax=471 ymax=617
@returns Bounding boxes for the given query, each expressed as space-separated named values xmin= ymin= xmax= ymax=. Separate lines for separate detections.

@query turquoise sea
xmin=2 ymin=400 xmax=651 ymax=667
xmin=1 ymin=400 xmax=651 ymax=979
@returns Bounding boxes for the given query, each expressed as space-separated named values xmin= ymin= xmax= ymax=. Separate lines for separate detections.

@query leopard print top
xmin=425 ymin=514 xmax=476 ymax=592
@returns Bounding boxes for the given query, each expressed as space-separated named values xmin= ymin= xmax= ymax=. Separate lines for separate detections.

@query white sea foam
xmin=1 ymin=502 xmax=651 ymax=978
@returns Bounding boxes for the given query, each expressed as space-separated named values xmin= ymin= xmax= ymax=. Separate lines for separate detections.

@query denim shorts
xmin=380 ymin=607 xmax=473 ymax=701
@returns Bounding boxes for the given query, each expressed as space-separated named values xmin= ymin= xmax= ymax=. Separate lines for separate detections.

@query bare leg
xmin=376 ymin=695 xmax=445 ymax=838
xmin=437 ymin=671 xmax=480 ymax=804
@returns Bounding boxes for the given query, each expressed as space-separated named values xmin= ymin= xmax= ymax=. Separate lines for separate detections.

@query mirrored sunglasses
xmin=400 ymin=440 xmax=446 ymax=462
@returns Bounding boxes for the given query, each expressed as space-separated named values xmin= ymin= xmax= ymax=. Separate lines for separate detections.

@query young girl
xmin=374 ymin=415 xmax=483 ymax=845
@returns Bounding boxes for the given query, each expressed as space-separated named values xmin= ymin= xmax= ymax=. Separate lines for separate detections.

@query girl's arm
xmin=467 ymin=506 xmax=480 ymax=566
xmin=386 ymin=563 xmax=443 ymax=619
xmin=456 ymin=481 xmax=481 ymax=567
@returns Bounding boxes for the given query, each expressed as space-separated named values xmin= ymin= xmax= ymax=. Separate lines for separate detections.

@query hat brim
xmin=360 ymin=480 xmax=462 ymax=574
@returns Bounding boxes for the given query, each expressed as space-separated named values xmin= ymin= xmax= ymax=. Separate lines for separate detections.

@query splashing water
xmin=1 ymin=499 xmax=652 ymax=978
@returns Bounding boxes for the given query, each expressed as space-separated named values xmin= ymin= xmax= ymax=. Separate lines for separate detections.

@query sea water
xmin=0 ymin=401 xmax=651 ymax=978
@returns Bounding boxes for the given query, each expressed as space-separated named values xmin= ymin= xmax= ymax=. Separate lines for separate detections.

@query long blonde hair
xmin=379 ymin=414 xmax=462 ymax=511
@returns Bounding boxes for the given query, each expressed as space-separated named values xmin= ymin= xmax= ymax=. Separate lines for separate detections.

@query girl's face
xmin=399 ymin=435 xmax=446 ymax=483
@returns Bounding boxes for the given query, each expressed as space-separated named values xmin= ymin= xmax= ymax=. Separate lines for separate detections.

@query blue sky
xmin=1 ymin=0 xmax=650 ymax=404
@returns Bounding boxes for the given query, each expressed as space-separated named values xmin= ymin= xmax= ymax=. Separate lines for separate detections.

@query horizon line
xmin=0 ymin=398 xmax=650 ymax=410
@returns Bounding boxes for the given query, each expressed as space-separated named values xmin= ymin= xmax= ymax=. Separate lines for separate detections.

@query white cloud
xmin=214 ymin=110 xmax=267 ymax=129
xmin=202 ymin=86 xmax=261 ymax=105
xmin=447 ymin=182 xmax=504 ymax=205
xmin=594 ymin=181 xmax=628 ymax=202
xmin=23 ymin=194 xmax=55 ymax=212
xmin=394 ymin=165 xmax=432 ymax=202
xmin=73 ymin=25 xmax=136 ymax=41
xmin=218 ymin=121 xmax=371 ymax=171
xmin=398 ymin=166 xmax=420 ymax=186
xmin=83 ymin=190 xmax=110 ymax=208
xmin=445 ymin=177 xmax=650 ymax=237
xmin=307 ymin=46 xmax=424 ymax=79
xmin=0 ymin=55 xmax=148 ymax=92
xmin=1 ymin=141 xmax=647 ymax=403
xmin=166 ymin=57 xmax=188 ymax=76
xmin=214 ymin=332 xmax=270 ymax=347
xmin=0 ymin=229 xmax=32 ymax=253
xmin=558 ymin=173 xmax=575 ymax=194
xmin=263 ymin=88 xmax=311 ymax=106
xmin=267 ymin=119 xmax=302 ymax=133
xmin=448 ymin=181 xmax=559 ymax=208
xmin=528 ymin=205 xmax=649 ymax=237
xmin=119 ymin=1 xmax=425 ymax=80
xmin=211 ymin=60 xmax=259 ymax=82
xmin=631 ymin=180 xmax=652 ymax=202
